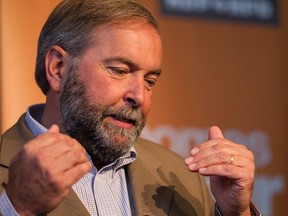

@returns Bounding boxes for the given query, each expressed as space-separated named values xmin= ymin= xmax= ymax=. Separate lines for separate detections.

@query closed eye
xmin=107 ymin=67 xmax=129 ymax=76
xmin=145 ymin=78 xmax=157 ymax=90
xmin=145 ymin=71 xmax=160 ymax=90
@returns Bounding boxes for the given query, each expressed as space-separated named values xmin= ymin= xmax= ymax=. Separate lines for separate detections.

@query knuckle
xmin=20 ymin=143 xmax=38 ymax=161
xmin=197 ymin=150 xmax=205 ymax=158
xmin=49 ymin=177 xmax=65 ymax=193
xmin=239 ymin=144 xmax=248 ymax=150
xmin=212 ymin=143 xmax=223 ymax=152
xmin=73 ymin=149 xmax=82 ymax=159
xmin=64 ymin=138 xmax=75 ymax=148
xmin=243 ymin=148 xmax=254 ymax=161
xmin=217 ymin=152 xmax=229 ymax=161
xmin=215 ymin=138 xmax=225 ymax=143
xmin=70 ymin=149 xmax=86 ymax=162
xmin=249 ymin=150 xmax=254 ymax=159
xmin=57 ymin=135 xmax=77 ymax=148
xmin=222 ymin=164 xmax=233 ymax=174
xmin=66 ymin=137 xmax=81 ymax=149
xmin=45 ymin=171 xmax=67 ymax=191
xmin=23 ymin=141 xmax=35 ymax=153
xmin=47 ymin=132 xmax=61 ymax=141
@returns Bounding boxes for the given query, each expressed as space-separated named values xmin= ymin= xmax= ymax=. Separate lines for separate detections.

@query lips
xmin=113 ymin=114 xmax=136 ymax=124
xmin=106 ymin=114 xmax=136 ymax=129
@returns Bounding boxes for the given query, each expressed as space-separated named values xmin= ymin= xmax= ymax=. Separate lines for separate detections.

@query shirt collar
xmin=25 ymin=103 xmax=47 ymax=136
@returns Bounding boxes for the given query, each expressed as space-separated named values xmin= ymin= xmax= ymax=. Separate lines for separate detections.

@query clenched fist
xmin=6 ymin=125 xmax=91 ymax=216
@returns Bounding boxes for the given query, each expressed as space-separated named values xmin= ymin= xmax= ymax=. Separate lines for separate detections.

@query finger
xmin=197 ymin=164 xmax=255 ymax=181
xmin=41 ymin=137 xmax=85 ymax=159
xmin=186 ymin=142 xmax=252 ymax=166
xmin=186 ymin=152 xmax=253 ymax=172
xmin=209 ymin=126 xmax=224 ymax=140
xmin=27 ymin=128 xmax=63 ymax=150
xmin=52 ymin=148 xmax=89 ymax=173
xmin=192 ymin=126 xmax=238 ymax=154
xmin=189 ymin=137 xmax=247 ymax=157
xmin=63 ymin=162 xmax=92 ymax=187
xmin=47 ymin=124 xmax=60 ymax=134
xmin=190 ymin=126 xmax=223 ymax=156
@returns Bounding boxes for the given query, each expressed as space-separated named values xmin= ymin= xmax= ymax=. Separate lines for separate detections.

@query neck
xmin=41 ymin=91 xmax=63 ymax=131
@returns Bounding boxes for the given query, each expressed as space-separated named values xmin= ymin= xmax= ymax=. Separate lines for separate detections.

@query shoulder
xmin=0 ymin=114 xmax=34 ymax=168
xmin=1 ymin=114 xmax=34 ymax=145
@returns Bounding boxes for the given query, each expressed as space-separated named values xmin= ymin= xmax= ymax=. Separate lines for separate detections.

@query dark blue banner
xmin=161 ymin=0 xmax=278 ymax=24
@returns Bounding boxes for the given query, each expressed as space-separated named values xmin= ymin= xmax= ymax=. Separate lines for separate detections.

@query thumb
xmin=47 ymin=124 xmax=60 ymax=133
xmin=209 ymin=126 xmax=224 ymax=140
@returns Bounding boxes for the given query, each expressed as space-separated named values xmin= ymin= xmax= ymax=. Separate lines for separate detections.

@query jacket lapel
xmin=0 ymin=114 xmax=90 ymax=216
xmin=0 ymin=114 xmax=34 ymax=168
xmin=129 ymin=140 xmax=176 ymax=216
xmin=49 ymin=190 xmax=90 ymax=216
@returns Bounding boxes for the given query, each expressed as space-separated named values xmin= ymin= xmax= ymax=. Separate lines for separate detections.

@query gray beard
xmin=59 ymin=64 xmax=145 ymax=167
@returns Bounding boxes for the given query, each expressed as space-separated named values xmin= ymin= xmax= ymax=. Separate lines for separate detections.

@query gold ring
xmin=230 ymin=155 xmax=234 ymax=165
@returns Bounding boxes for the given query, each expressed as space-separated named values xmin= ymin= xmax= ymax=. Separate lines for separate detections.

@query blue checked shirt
xmin=0 ymin=104 xmax=137 ymax=216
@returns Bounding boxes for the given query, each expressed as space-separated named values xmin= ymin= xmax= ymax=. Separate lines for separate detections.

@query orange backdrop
xmin=1 ymin=0 xmax=287 ymax=215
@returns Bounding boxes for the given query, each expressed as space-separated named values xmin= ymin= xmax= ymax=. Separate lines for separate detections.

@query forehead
xmin=91 ymin=21 xmax=162 ymax=49
xmin=82 ymin=21 xmax=162 ymax=68
xmin=92 ymin=19 xmax=160 ymax=38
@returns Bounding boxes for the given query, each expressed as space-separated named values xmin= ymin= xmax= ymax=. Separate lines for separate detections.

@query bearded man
xmin=0 ymin=0 xmax=260 ymax=215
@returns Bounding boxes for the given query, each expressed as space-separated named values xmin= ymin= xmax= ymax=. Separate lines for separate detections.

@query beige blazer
xmin=0 ymin=115 xmax=216 ymax=216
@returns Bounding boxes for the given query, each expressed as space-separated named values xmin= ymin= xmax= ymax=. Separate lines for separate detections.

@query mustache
xmin=101 ymin=105 xmax=145 ymax=127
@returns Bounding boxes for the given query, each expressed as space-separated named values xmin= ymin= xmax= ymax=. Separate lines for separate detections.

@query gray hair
xmin=35 ymin=0 xmax=159 ymax=95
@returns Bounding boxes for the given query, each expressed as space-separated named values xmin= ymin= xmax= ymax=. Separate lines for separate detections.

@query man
xmin=0 ymin=0 xmax=260 ymax=215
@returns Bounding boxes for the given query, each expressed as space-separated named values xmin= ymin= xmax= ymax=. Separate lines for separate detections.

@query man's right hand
xmin=6 ymin=125 xmax=91 ymax=216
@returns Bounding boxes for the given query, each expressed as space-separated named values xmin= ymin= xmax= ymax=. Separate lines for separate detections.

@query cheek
xmin=83 ymin=76 xmax=117 ymax=105
xmin=85 ymin=77 xmax=139 ymax=109
xmin=86 ymin=83 xmax=121 ymax=106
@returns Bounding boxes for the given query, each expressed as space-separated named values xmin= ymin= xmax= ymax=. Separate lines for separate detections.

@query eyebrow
xmin=103 ymin=57 xmax=162 ymax=77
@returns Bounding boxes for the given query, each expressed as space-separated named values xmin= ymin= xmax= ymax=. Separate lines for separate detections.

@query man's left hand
xmin=185 ymin=126 xmax=255 ymax=216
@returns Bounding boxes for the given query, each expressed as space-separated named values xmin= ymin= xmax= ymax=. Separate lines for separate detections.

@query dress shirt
xmin=0 ymin=104 xmax=137 ymax=216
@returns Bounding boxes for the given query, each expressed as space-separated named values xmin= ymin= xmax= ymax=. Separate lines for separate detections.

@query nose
xmin=124 ymin=75 xmax=145 ymax=108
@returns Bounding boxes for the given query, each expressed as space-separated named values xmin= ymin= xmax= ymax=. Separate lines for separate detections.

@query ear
xmin=45 ymin=45 xmax=69 ymax=93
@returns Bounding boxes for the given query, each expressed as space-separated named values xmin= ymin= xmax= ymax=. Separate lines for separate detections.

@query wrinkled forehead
xmin=88 ymin=19 xmax=161 ymax=45
xmin=76 ymin=21 xmax=162 ymax=71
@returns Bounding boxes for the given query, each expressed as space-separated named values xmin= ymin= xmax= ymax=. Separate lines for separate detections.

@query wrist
xmin=216 ymin=203 xmax=250 ymax=216
xmin=6 ymin=188 xmax=37 ymax=216
xmin=216 ymin=202 xmax=261 ymax=216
